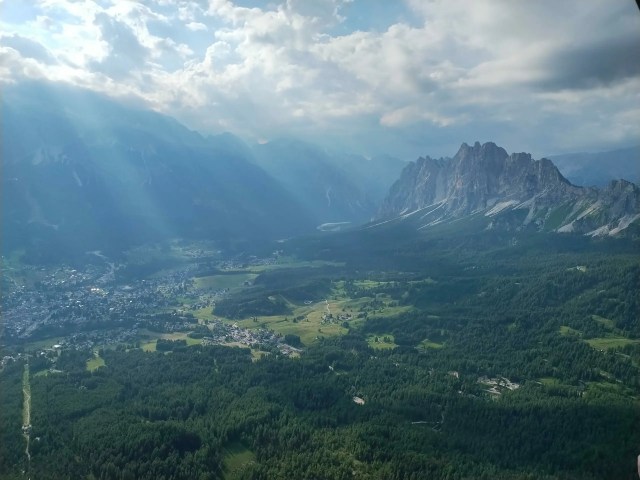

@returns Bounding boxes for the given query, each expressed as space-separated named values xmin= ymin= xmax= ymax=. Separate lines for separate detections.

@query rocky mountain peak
xmin=378 ymin=142 xmax=639 ymax=236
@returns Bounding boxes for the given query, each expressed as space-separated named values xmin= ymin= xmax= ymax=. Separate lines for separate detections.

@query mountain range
xmin=378 ymin=141 xmax=640 ymax=236
xmin=2 ymin=82 xmax=406 ymax=262
xmin=549 ymin=146 xmax=640 ymax=187
xmin=2 ymin=82 xmax=313 ymax=262
xmin=251 ymin=139 xmax=405 ymax=228
xmin=3 ymin=82 xmax=639 ymax=263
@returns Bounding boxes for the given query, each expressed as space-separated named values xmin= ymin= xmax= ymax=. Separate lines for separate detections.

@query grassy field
xmin=251 ymin=350 xmax=270 ymax=361
xmin=558 ymin=324 xmax=637 ymax=350
xmin=352 ymin=279 xmax=390 ymax=289
xmin=212 ymin=281 xmax=414 ymax=346
xmin=586 ymin=337 xmax=640 ymax=350
xmin=232 ymin=313 xmax=349 ymax=346
xmin=192 ymin=306 xmax=214 ymax=322
xmin=418 ymin=339 xmax=444 ymax=350
xmin=33 ymin=369 xmax=63 ymax=378
xmin=585 ymin=380 xmax=635 ymax=398
xmin=367 ymin=303 xmax=412 ymax=319
xmin=559 ymin=325 xmax=582 ymax=337
xmin=193 ymin=273 xmax=257 ymax=290
xmin=245 ymin=257 xmax=344 ymax=273
xmin=138 ymin=331 xmax=203 ymax=352
xmin=86 ymin=353 xmax=106 ymax=372
xmin=366 ymin=334 xmax=397 ymax=350
xmin=223 ymin=443 xmax=256 ymax=479
xmin=538 ymin=377 xmax=561 ymax=386
xmin=160 ymin=332 xmax=203 ymax=345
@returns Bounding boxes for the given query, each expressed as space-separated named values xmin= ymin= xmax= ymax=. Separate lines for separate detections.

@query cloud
xmin=0 ymin=34 xmax=57 ymax=64
xmin=90 ymin=12 xmax=151 ymax=79
xmin=1 ymin=0 xmax=639 ymax=158
xmin=535 ymin=34 xmax=640 ymax=91
xmin=186 ymin=21 xmax=207 ymax=31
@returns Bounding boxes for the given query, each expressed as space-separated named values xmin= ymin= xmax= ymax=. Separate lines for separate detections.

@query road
xmin=22 ymin=362 xmax=31 ymax=467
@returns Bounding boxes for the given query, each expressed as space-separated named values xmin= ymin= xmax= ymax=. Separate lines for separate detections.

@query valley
xmin=1 ymin=228 xmax=639 ymax=479
xmin=2 ymin=2 xmax=640 ymax=478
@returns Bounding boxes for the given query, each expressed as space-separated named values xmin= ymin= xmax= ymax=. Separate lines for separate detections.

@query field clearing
xmin=138 ymin=330 xmax=202 ymax=347
xmin=328 ymin=285 xmax=413 ymax=318
xmin=223 ymin=443 xmax=256 ymax=479
xmin=591 ymin=315 xmax=615 ymax=330
xmin=194 ymin=273 xmax=257 ymax=290
xmin=160 ymin=332 xmax=203 ymax=346
xmin=585 ymin=380 xmax=634 ymax=397
xmin=418 ymin=339 xmax=444 ymax=350
xmin=34 ymin=369 xmax=63 ymax=378
xmin=175 ymin=295 xmax=201 ymax=306
xmin=193 ymin=306 xmax=214 ymax=322
xmin=559 ymin=325 xmax=582 ymax=337
xmin=367 ymin=304 xmax=412 ymax=319
xmin=352 ymin=279 xmax=390 ymax=289
xmin=245 ymin=257 xmax=344 ymax=273
xmin=586 ymin=337 xmax=640 ymax=350
xmin=86 ymin=354 xmax=106 ymax=372
xmin=538 ymin=377 xmax=561 ymax=386
xmin=216 ymin=289 xmax=411 ymax=345
xmin=251 ymin=350 xmax=270 ymax=361
xmin=367 ymin=334 xmax=397 ymax=350
xmin=233 ymin=313 xmax=349 ymax=346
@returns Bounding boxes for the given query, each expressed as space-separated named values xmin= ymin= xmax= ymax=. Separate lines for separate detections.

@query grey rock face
xmin=379 ymin=142 xmax=640 ymax=236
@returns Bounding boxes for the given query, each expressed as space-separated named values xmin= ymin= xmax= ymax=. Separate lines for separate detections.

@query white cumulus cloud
xmin=0 ymin=0 xmax=638 ymax=158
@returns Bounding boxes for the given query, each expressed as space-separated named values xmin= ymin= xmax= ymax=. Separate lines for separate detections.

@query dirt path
xmin=22 ymin=362 xmax=31 ymax=466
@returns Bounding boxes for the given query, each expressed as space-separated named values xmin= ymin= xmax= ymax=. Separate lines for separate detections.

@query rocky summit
xmin=378 ymin=141 xmax=640 ymax=236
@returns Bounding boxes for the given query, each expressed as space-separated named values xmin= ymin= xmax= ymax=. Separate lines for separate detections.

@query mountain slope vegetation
xmin=2 ymin=82 xmax=314 ymax=263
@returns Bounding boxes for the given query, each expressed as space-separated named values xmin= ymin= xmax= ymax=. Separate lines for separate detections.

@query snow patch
xmin=609 ymin=213 xmax=640 ymax=235
xmin=587 ymin=213 xmax=640 ymax=236
xmin=485 ymin=200 xmax=519 ymax=216
xmin=587 ymin=225 xmax=610 ymax=237
xmin=557 ymin=222 xmax=575 ymax=233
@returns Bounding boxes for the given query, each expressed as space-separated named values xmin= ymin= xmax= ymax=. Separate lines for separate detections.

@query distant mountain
xmin=548 ymin=146 xmax=640 ymax=187
xmin=378 ymin=142 xmax=640 ymax=236
xmin=252 ymin=139 xmax=406 ymax=227
xmin=2 ymin=82 xmax=314 ymax=262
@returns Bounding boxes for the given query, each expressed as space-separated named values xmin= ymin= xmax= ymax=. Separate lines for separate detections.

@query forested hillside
xmin=1 ymin=230 xmax=638 ymax=479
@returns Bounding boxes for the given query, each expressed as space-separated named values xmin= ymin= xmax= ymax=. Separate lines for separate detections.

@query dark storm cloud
xmin=0 ymin=34 xmax=57 ymax=64
xmin=536 ymin=33 xmax=640 ymax=91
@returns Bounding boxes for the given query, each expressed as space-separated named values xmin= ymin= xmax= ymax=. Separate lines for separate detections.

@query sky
xmin=1 ymin=0 xmax=639 ymax=159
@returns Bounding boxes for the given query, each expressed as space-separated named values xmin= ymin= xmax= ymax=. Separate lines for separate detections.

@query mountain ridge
xmin=2 ymin=82 xmax=315 ymax=262
xmin=379 ymin=141 xmax=640 ymax=236
xmin=251 ymin=138 xmax=406 ymax=226
xmin=548 ymin=146 xmax=640 ymax=187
